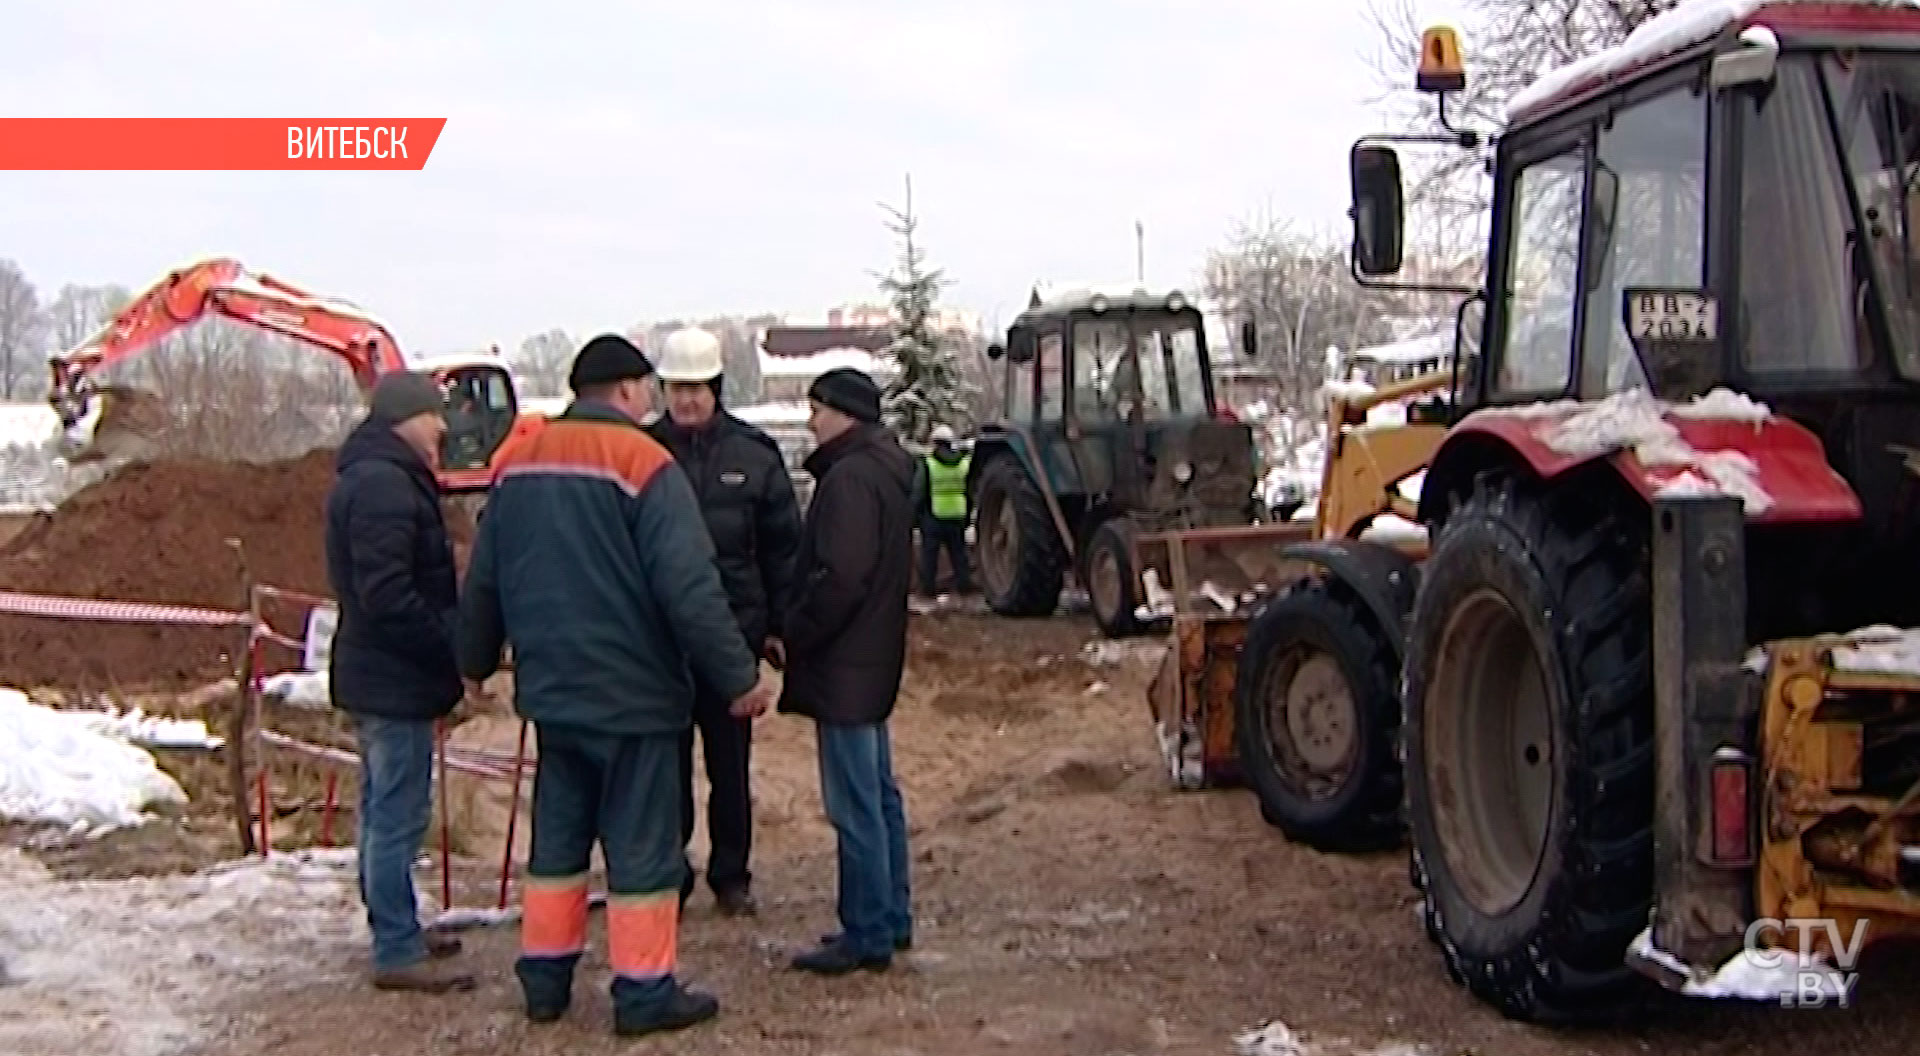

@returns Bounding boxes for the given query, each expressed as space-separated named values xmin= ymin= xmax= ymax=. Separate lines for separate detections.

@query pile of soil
xmin=0 ymin=452 xmax=337 ymax=690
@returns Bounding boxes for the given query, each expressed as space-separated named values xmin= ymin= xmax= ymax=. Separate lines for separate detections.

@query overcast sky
xmin=1 ymin=0 xmax=1471 ymax=353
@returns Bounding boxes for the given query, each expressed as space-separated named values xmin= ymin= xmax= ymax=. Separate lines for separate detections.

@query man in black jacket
xmin=324 ymin=371 xmax=473 ymax=993
xmin=778 ymin=367 xmax=916 ymax=975
xmin=645 ymin=326 xmax=801 ymax=917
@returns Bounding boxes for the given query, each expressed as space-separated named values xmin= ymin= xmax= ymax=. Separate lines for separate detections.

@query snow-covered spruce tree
xmin=876 ymin=176 xmax=976 ymax=444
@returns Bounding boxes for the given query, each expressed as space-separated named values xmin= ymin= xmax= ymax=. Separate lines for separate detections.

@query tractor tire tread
xmin=1404 ymin=471 xmax=1655 ymax=1025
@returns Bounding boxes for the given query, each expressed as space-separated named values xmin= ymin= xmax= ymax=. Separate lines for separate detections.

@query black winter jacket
xmin=323 ymin=419 xmax=463 ymax=722
xmin=777 ymin=423 xmax=915 ymax=726
xmin=644 ymin=410 xmax=802 ymax=654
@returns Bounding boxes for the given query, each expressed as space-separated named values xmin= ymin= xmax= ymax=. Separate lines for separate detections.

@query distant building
xmin=1347 ymin=331 xmax=1453 ymax=386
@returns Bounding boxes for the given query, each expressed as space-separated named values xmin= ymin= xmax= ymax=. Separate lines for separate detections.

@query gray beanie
xmin=369 ymin=371 xmax=444 ymax=424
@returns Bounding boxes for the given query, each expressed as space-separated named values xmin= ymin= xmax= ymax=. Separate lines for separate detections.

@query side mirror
xmin=986 ymin=342 xmax=1006 ymax=361
xmin=1350 ymin=144 xmax=1406 ymax=277
xmin=1240 ymin=319 xmax=1257 ymax=360
xmin=1007 ymin=329 xmax=1036 ymax=365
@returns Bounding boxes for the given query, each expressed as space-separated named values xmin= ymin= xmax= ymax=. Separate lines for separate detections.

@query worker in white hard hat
xmin=644 ymin=325 xmax=802 ymax=918
xmin=909 ymin=423 xmax=973 ymax=598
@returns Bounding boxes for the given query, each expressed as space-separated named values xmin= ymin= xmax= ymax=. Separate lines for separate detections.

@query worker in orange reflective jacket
xmin=458 ymin=334 xmax=775 ymax=1039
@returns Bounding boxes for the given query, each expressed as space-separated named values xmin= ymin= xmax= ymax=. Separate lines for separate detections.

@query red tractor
xmin=1262 ymin=2 xmax=1920 ymax=1022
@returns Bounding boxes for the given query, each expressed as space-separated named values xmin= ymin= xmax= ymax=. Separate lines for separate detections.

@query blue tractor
xmin=971 ymin=285 xmax=1265 ymax=636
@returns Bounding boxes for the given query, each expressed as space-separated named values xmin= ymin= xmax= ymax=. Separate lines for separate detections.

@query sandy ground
xmin=7 ymin=608 xmax=1920 ymax=1056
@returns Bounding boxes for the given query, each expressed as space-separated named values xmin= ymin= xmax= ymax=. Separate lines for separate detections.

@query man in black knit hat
xmin=460 ymin=333 xmax=774 ymax=1038
xmin=778 ymin=367 xmax=917 ymax=975
xmin=645 ymin=325 xmax=802 ymax=918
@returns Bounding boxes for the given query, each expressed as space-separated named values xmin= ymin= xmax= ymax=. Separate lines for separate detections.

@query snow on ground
xmin=0 ymin=691 xmax=190 ymax=835
xmin=1234 ymin=1018 xmax=1430 ymax=1056
xmin=1628 ymin=925 xmax=1856 ymax=1004
xmin=0 ymin=846 xmax=366 ymax=1056
xmin=261 ymin=671 xmax=330 ymax=710
xmin=0 ymin=401 xmax=113 ymax=512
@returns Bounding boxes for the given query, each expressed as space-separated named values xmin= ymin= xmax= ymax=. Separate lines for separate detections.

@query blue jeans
xmin=353 ymin=714 xmax=436 ymax=972
xmin=817 ymin=722 xmax=910 ymax=958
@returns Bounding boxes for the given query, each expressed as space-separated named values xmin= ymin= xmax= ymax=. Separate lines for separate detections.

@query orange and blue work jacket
xmin=457 ymin=400 xmax=760 ymax=735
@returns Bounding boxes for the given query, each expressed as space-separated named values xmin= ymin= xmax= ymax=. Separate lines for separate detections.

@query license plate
xmin=1624 ymin=288 xmax=1718 ymax=342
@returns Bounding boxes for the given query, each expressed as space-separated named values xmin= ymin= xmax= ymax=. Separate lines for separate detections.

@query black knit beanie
xmin=807 ymin=367 xmax=881 ymax=423
xmin=569 ymin=333 xmax=654 ymax=392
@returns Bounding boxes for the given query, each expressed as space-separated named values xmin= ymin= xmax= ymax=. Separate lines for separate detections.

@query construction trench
xmin=0 ymin=448 xmax=1915 ymax=1056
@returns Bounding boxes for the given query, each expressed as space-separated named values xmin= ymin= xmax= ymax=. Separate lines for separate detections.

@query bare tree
xmin=0 ymin=261 xmax=46 ymax=401
xmin=512 ymin=329 xmax=576 ymax=397
xmin=46 ymin=283 xmax=132 ymax=355
xmin=1204 ymin=216 xmax=1407 ymax=414
xmin=1362 ymin=0 xmax=1683 ymax=228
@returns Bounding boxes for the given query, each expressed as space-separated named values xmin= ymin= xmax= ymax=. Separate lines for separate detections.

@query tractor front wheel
xmin=1401 ymin=473 xmax=1655 ymax=1023
xmin=1083 ymin=518 xmax=1147 ymax=638
xmin=974 ymin=455 xmax=1065 ymax=618
xmin=1234 ymin=579 xmax=1402 ymax=851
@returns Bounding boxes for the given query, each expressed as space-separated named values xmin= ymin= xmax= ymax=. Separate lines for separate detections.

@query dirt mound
xmin=0 ymin=451 xmax=337 ymax=690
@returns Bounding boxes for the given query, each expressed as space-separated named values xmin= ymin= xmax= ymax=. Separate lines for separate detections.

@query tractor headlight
xmin=1167 ymin=291 xmax=1187 ymax=311
xmin=1090 ymin=294 xmax=1109 ymax=313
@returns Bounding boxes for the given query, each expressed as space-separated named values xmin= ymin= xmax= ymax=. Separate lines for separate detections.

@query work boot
xmin=613 ymin=986 xmax=719 ymax=1037
xmin=425 ymin=931 xmax=462 ymax=959
xmin=525 ymin=997 xmax=567 ymax=1024
xmin=371 ymin=961 xmax=476 ymax=993
xmin=714 ymin=885 xmax=758 ymax=917
xmin=818 ymin=931 xmax=911 ymax=951
xmin=791 ymin=940 xmax=892 ymax=975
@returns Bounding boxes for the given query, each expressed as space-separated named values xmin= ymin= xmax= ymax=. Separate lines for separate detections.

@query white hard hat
xmin=930 ymin=424 xmax=956 ymax=443
xmin=656 ymin=327 xmax=724 ymax=382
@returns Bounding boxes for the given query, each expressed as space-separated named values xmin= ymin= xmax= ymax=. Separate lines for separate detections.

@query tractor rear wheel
xmin=974 ymin=455 xmax=1065 ymax=618
xmin=1401 ymin=473 xmax=1655 ymax=1023
xmin=1234 ymin=579 xmax=1402 ymax=851
xmin=1083 ymin=518 xmax=1147 ymax=638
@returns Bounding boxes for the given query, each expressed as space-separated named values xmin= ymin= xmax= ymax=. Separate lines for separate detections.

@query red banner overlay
xmin=0 ymin=118 xmax=447 ymax=170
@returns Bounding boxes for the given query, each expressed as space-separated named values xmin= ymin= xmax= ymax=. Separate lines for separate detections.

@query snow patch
xmin=0 ymin=846 xmax=365 ymax=1056
xmin=1629 ymin=925 xmax=1854 ymax=1002
xmin=0 ymin=690 xmax=189 ymax=834
xmin=261 ymin=670 xmax=331 ymax=709
xmin=1827 ymin=625 xmax=1920 ymax=676
xmin=1234 ymin=1020 xmax=1430 ymax=1056
xmin=72 ymin=705 xmax=224 ymax=750
xmin=1487 ymin=387 xmax=1775 ymax=514
xmin=1505 ymin=0 xmax=1916 ymax=122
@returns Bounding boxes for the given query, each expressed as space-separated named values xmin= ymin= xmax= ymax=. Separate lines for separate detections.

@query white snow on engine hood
xmin=1480 ymin=388 xmax=1775 ymax=514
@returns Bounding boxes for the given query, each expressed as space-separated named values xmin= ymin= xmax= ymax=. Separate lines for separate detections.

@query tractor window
xmin=1740 ymin=57 xmax=1864 ymax=375
xmin=1008 ymin=352 xmax=1035 ymax=421
xmin=1073 ymin=319 xmax=1131 ymax=418
xmin=1495 ymin=149 xmax=1585 ymax=398
xmin=1038 ymin=330 xmax=1066 ymax=418
xmin=1134 ymin=321 xmax=1207 ymax=418
xmin=1828 ymin=52 xmax=1920 ymax=379
xmin=1580 ymin=86 xmax=1707 ymax=396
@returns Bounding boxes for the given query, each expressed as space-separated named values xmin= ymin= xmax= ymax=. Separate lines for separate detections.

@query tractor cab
xmin=974 ymin=285 xmax=1262 ymax=633
xmin=983 ymin=285 xmax=1254 ymax=526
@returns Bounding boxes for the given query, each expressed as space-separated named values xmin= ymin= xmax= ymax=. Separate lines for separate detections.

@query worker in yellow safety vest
xmin=911 ymin=424 xmax=972 ymax=598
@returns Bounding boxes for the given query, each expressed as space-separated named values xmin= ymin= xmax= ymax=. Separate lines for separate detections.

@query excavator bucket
xmin=61 ymin=386 xmax=169 ymax=466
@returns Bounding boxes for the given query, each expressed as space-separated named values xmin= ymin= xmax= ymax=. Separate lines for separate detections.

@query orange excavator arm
xmin=49 ymin=256 xmax=409 ymax=429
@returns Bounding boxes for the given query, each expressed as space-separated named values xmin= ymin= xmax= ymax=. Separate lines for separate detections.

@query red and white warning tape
xmin=0 ymin=589 xmax=253 ymax=627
